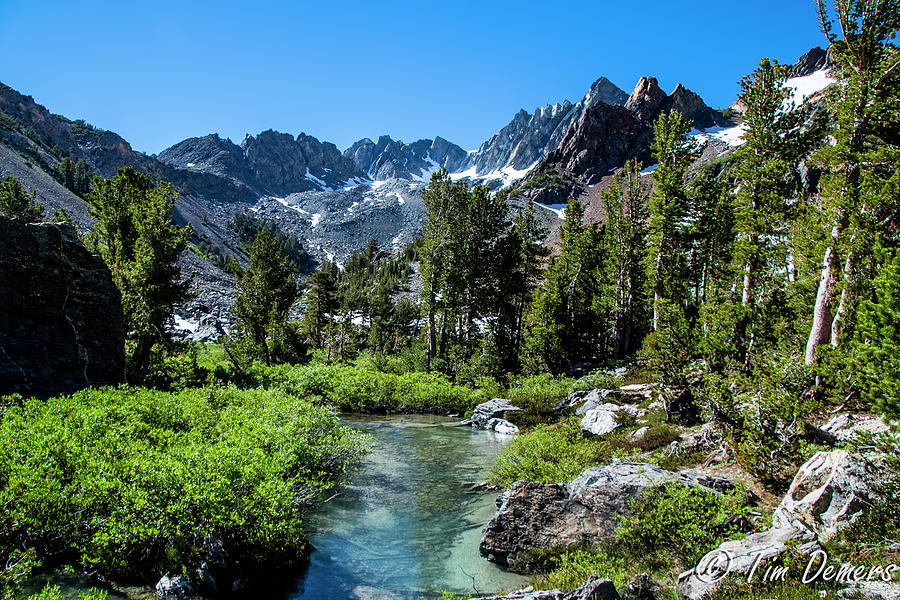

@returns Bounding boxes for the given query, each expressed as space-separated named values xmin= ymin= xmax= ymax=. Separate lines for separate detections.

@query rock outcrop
xmin=480 ymin=461 xmax=734 ymax=571
xmin=678 ymin=451 xmax=892 ymax=599
xmin=343 ymin=135 xmax=469 ymax=181
xmin=462 ymin=398 xmax=522 ymax=434
xmin=478 ymin=576 xmax=620 ymax=600
xmin=772 ymin=450 xmax=891 ymax=540
xmin=517 ymin=76 xmax=731 ymax=204
xmin=580 ymin=403 xmax=639 ymax=437
xmin=0 ymin=218 xmax=125 ymax=396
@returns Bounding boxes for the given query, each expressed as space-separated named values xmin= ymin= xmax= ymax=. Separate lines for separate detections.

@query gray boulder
xmin=772 ymin=450 xmax=891 ymax=540
xmin=478 ymin=576 xmax=619 ymax=600
xmin=580 ymin=403 xmax=639 ymax=437
xmin=486 ymin=417 xmax=520 ymax=435
xmin=677 ymin=526 xmax=819 ymax=599
xmin=820 ymin=414 xmax=891 ymax=444
xmin=156 ymin=575 xmax=196 ymax=599
xmin=678 ymin=450 xmax=891 ymax=599
xmin=480 ymin=461 xmax=734 ymax=571
xmin=462 ymin=398 xmax=522 ymax=430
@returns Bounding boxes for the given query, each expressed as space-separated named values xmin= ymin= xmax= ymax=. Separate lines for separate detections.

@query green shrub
xmin=0 ymin=386 xmax=369 ymax=582
xmin=26 ymin=585 xmax=107 ymax=600
xmin=616 ymin=483 xmax=751 ymax=569
xmin=265 ymin=363 xmax=479 ymax=414
xmin=505 ymin=374 xmax=575 ymax=427
xmin=535 ymin=548 xmax=630 ymax=592
xmin=489 ymin=419 xmax=622 ymax=486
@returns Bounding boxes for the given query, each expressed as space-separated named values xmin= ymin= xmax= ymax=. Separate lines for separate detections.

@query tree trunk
xmin=805 ymin=244 xmax=837 ymax=365
xmin=830 ymin=250 xmax=854 ymax=348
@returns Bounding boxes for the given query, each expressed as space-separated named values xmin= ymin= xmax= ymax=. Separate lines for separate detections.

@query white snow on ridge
xmin=173 ymin=315 xmax=197 ymax=333
xmin=690 ymin=124 xmax=748 ymax=148
xmin=271 ymin=196 xmax=311 ymax=215
xmin=304 ymin=168 xmax=329 ymax=189
xmin=450 ymin=162 xmax=537 ymax=187
xmin=395 ymin=192 xmax=405 ymax=205
xmin=535 ymin=202 xmax=567 ymax=219
xmin=310 ymin=213 xmax=321 ymax=227
xmin=785 ymin=69 xmax=835 ymax=107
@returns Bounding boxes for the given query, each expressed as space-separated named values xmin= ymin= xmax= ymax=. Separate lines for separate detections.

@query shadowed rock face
xmin=0 ymin=218 xmax=124 ymax=396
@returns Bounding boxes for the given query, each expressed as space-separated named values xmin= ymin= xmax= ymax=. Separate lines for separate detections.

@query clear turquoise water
xmin=289 ymin=415 xmax=529 ymax=600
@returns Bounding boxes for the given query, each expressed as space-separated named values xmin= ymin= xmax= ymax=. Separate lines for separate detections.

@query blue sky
xmin=1 ymin=1 xmax=826 ymax=155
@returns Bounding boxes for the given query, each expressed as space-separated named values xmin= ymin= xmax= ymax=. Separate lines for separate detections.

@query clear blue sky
xmin=0 ymin=0 xmax=826 ymax=155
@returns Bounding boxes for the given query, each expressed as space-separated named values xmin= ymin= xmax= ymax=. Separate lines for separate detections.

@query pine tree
xmin=303 ymin=262 xmax=339 ymax=354
xmin=805 ymin=0 xmax=900 ymax=364
xmin=85 ymin=167 xmax=193 ymax=383
xmin=600 ymin=160 xmax=650 ymax=358
xmin=645 ymin=110 xmax=701 ymax=332
xmin=230 ymin=231 xmax=299 ymax=366
xmin=0 ymin=176 xmax=44 ymax=222
xmin=525 ymin=199 xmax=604 ymax=373
xmin=728 ymin=58 xmax=813 ymax=364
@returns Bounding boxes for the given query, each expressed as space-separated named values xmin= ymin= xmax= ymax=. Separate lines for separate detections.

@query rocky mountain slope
xmin=343 ymin=135 xmax=469 ymax=181
xmin=0 ymin=47 xmax=831 ymax=335
xmin=513 ymin=76 xmax=733 ymax=205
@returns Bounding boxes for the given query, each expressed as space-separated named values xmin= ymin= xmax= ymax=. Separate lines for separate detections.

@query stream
xmin=289 ymin=414 xmax=528 ymax=600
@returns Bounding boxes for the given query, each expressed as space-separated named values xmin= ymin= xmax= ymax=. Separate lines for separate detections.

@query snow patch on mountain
xmin=785 ymin=69 xmax=836 ymax=106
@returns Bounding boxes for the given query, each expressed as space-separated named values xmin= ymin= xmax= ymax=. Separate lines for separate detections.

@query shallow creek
xmin=289 ymin=414 xmax=528 ymax=600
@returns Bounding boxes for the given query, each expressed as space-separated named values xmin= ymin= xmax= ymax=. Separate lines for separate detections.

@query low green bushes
xmin=0 ymin=386 xmax=369 ymax=585
xmin=262 ymin=363 xmax=481 ymax=414
xmin=489 ymin=419 xmax=625 ymax=486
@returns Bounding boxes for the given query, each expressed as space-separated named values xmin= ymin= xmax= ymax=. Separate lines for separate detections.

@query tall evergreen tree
xmin=805 ymin=0 xmax=900 ymax=364
xmin=645 ymin=110 xmax=701 ymax=332
xmin=600 ymin=160 xmax=650 ymax=358
xmin=85 ymin=167 xmax=193 ymax=383
xmin=524 ymin=199 xmax=604 ymax=373
xmin=230 ymin=231 xmax=299 ymax=366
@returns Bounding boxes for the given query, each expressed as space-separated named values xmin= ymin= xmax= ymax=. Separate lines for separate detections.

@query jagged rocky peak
xmin=343 ymin=134 xmax=468 ymax=181
xmin=584 ymin=76 xmax=629 ymax=107
xmin=790 ymin=46 xmax=830 ymax=77
xmin=624 ymin=76 xmax=668 ymax=122
xmin=159 ymin=134 xmax=251 ymax=181
xmin=668 ymin=83 xmax=727 ymax=129
xmin=240 ymin=129 xmax=366 ymax=195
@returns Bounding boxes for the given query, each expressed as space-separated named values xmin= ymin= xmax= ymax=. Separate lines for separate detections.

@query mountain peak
xmin=625 ymin=76 xmax=667 ymax=121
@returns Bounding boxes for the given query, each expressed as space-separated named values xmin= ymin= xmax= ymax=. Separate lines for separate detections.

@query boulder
xmin=479 ymin=576 xmax=619 ymax=600
xmin=676 ymin=526 xmax=819 ymax=599
xmin=486 ymin=417 xmax=520 ymax=435
xmin=580 ymin=403 xmax=639 ymax=437
xmin=554 ymin=388 xmax=621 ymax=415
xmin=156 ymin=575 xmax=196 ymax=599
xmin=480 ymin=461 xmax=734 ymax=571
xmin=772 ymin=450 xmax=891 ymax=541
xmin=678 ymin=450 xmax=892 ymax=599
xmin=819 ymin=414 xmax=891 ymax=444
xmin=462 ymin=398 xmax=523 ymax=430
xmin=0 ymin=218 xmax=125 ymax=396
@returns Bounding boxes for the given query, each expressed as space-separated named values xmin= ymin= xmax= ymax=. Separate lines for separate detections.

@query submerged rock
xmin=462 ymin=398 xmax=523 ymax=430
xmin=480 ymin=461 xmax=734 ymax=571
